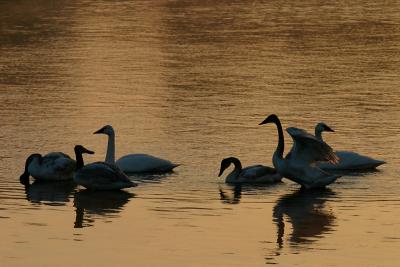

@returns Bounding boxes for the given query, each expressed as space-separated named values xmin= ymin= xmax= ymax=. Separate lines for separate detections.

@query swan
xmin=73 ymin=145 xmax=137 ymax=190
xmin=20 ymin=152 xmax=76 ymax=185
xmin=315 ymin=122 xmax=386 ymax=171
xmin=259 ymin=114 xmax=341 ymax=189
xmin=218 ymin=157 xmax=282 ymax=184
xmin=94 ymin=125 xmax=179 ymax=174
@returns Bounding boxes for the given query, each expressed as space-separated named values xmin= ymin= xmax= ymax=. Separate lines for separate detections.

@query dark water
xmin=1 ymin=1 xmax=400 ymax=266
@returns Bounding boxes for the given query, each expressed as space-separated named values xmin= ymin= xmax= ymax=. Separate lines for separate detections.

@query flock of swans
xmin=20 ymin=114 xmax=385 ymax=191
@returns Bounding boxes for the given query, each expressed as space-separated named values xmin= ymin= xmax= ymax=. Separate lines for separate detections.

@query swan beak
xmin=93 ymin=127 xmax=105 ymax=134
xmin=84 ymin=148 xmax=95 ymax=154
xmin=259 ymin=118 xmax=268 ymax=125
xmin=325 ymin=126 xmax=335 ymax=132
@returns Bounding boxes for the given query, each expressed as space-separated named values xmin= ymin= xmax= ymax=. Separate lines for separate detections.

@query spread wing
xmin=286 ymin=127 xmax=338 ymax=164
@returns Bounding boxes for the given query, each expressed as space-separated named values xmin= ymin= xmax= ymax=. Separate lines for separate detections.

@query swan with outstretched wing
xmin=259 ymin=114 xmax=340 ymax=189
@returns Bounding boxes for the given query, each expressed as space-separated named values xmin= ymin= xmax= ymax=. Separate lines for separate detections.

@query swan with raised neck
xmin=259 ymin=114 xmax=340 ymax=189
xmin=93 ymin=125 xmax=179 ymax=174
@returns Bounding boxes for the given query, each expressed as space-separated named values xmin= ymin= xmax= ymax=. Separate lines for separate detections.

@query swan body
xmin=94 ymin=125 xmax=178 ymax=174
xmin=116 ymin=154 xmax=179 ymax=174
xmin=20 ymin=152 xmax=76 ymax=184
xmin=260 ymin=115 xmax=341 ymax=189
xmin=315 ymin=122 xmax=386 ymax=171
xmin=73 ymin=145 xmax=136 ymax=191
xmin=218 ymin=157 xmax=282 ymax=184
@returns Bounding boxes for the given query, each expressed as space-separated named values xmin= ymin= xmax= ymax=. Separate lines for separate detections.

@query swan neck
xmin=315 ymin=129 xmax=323 ymax=141
xmin=20 ymin=157 xmax=31 ymax=184
xmin=275 ymin=119 xmax=285 ymax=158
xmin=225 ymin=158 xmax=242 ymax=183
xmin=231 ymin=158 xmax=242 ymax=172
xmin=23 ymin=156 xmax=31 ymax=174
xmin=75 ymin=151 xmax=84 ymax=170
xmin=105 ymin=133 xmax=115 ymax=164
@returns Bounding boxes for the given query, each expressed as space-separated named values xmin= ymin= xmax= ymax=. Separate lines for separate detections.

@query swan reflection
xmin=273 ymin=189 xmax=336 ymax=247
xmin=24 ymin=180 xmax=76 ymax=205
xmin=219 ymin=185 xmax=242 ymax=204
xmin=73 ymin=190 xmax=135 ymax=228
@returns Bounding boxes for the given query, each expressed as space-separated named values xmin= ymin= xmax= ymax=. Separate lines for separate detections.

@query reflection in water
xmin=130 ymin=172 xmax=175 ymax=183
xmin=264 ymin=189 xmax=336 ymax=264
xmin=273 ymin=189 xmax=336 ymax=247
xmin=24 ymin=180 xmax=76 ymax=205
xmin=74 ymin=190 xmax=134 ymax=228
xmin=219 ymin=185 xmax=242 ymax=204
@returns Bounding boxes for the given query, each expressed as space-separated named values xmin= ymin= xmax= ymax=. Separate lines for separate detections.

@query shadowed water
xmin=1 ymin=1 xmax=400 ymax=266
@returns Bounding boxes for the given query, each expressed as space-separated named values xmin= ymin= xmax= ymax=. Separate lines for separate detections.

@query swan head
xmin=218 ymin=157 xmax=241 ymax=177
xmin=316 ymin=122 xmax=335 ymax=133
xmin=20 ymin=154 xmax=42 ymax=185
xmin=259 ymin=114 xmax=279 ymax=125
xmin=94 ymin=125 xmax=115 ymax=136
xmin=74 ymin=145 xmax=95 ymax=155
xmin=219 ymin=158 xmax=234 ymax=177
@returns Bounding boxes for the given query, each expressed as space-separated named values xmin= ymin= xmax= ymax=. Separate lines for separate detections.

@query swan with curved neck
xmin=20 ymin=152 xmax=76 ymax=185
xmin=314 ymin=122 xmax=386 ymax=171
xmin=259 ymin=114 xmax=340 ymax=189
xmin=94 ymin=125 xmax=178 ymax=174
xmin=73 ymin=145 xmax=136 ymax=191
xmin=218 ymin=157 xmax=281 ymax=184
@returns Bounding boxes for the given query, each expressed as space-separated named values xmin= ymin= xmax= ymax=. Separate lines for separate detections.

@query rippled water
xmin=1 ymin=1 xmax=400 ymax=266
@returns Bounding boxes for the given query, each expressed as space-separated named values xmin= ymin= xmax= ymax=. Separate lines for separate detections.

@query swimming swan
xmin=73 ymin=145 xmax=136 ymax=190
xmin=314 ymin=122 xmax=386 ymax=171
xmin=218 ymin=157 xmax=282 ymax=184
xmin=20 ymin=152 xmax=76 ymax=185
xmin=259 ymin=114 xmax=341 ymax=189
xmin=94 ymin=125 xmax=179 ymax=174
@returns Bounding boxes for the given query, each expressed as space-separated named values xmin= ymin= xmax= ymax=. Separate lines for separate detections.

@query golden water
xmin=1 ymin=1 xmax=400 ymax=266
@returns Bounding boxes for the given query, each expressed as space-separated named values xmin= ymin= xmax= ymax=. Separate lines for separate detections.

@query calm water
xmin=1 ymin=1 xmax=400 ymax=266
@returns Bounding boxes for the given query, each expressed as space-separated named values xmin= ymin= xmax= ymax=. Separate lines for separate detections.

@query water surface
xmin=1 ymin=1 xmax=400 ymax=266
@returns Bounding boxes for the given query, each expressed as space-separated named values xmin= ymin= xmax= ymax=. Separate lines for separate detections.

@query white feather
xmin=28 ymin=152 xmax=76 ymax=181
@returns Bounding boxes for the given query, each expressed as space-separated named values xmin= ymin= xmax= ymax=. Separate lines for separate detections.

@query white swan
xmin=218 ymin=157 xmax=282 ymax=184
xmin=259 ymin=114 xmax=341 ymax=189
xmin=94 ymin=125 xmax=179 ymax=174
xmin=20 ymin=152 xmax=76 ymax=184
xmin=73 ymin=145 xmax=137 ymax=190
xmin=314 ymin=122 xmax=386 ymax=171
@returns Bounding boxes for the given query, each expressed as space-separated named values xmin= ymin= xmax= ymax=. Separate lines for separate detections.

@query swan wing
xmin=81 ymin=162 xmax=130 ymax=183
xmin=74 ymin=162 xmax=136 ymax=190
xmin=241 ymin=165 xmax=277 ymax=179
xmin=34 ymin=152 xmax=75 ymax=180
xmin=286 ymin=127 xmax=338 ymax=164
